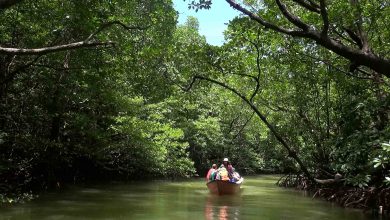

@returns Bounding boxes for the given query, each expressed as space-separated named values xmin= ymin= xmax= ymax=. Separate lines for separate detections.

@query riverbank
xmin=277 ymin=174 xmax=390 ymax=216
xmin=313 ymin=187 xmax=390 ymax=214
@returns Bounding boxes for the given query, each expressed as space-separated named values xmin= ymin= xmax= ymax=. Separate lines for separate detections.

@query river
xmin=0 ymin=175 xmax=378 ymax=220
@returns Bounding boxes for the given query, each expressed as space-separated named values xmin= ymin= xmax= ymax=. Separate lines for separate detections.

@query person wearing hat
xmin=221 ymin=158 xmax=229 ymax=169
xmin=225 ymin=158 xmax=235 ymax=179
xmin=217 ymin=158 xmax=234 ymax=181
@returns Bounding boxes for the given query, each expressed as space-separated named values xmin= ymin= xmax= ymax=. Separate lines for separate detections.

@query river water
xmin=0 ymin=175 xmax=379 ymax=220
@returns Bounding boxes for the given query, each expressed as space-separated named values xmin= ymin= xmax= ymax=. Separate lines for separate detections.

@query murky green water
xmin=0 ymin=176 xmax=378 ymax=220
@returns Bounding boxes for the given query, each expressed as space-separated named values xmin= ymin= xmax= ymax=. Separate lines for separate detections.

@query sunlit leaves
xmin=187 ymin=0 xmax=212 ymax=12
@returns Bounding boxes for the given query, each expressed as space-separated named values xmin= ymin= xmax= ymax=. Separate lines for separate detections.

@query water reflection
xmin=204 ymin=194 xmax=242 ymax=220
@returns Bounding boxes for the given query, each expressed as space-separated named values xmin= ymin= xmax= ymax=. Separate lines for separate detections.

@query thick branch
xmin=333 ymin=28 xmax=359 ymax=47
xmin=225 ymin=0 xmax=308 ymax=37
xmin=342 ymin=27 xmax=363 ymax=48
xmin=225 ymin=0 xmax=390 ymax=76
xmin=0 ymin=41 xmax=114 ymax=55
xmin=292 ymin=0 xmax=320 ymax=13
xmin=305 ymin=0 xmax=320 ymax=9
xmin=310 ymin=33 xmax=390 ymax=76
xmin=275 ymin=0 xmax=310 ymax=30
xmin=291 ymin=48 xmax=374 ymax=80
xmin=0 ymin=20 xmax=147 ymax=56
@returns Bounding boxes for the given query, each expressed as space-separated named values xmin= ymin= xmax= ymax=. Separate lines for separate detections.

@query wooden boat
xmin=206 ymin=178 xmax=244 ymax=195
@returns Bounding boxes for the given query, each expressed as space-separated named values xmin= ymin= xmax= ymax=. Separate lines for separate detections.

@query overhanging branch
xmin=292 ymin=0 xmax=320 ymax=13
xmin=225 ymin=0 xmax=308 ymax=37
xmin=224 ymin=0 xmax=390 ymax=76
xmin=275 ymin=0 xmax=310 ymax=30
xmin=0 ymin=20 xmax=148 ymax=56
xmin=186 ymin=75 xmax=314 ymax=181
xmin=0 ymin=41 xmax=114 ymax=55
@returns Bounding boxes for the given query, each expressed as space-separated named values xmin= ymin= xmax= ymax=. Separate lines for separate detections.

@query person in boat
xmin=219 ymin=158 xmax=230 ymax=168
xmin=206 ymin=164 xmax=217 ymax=181
xmin=217 ymin=158 xmax=232 ymax=181
xmin=220 ymin=158 xmax=235 ymax=175
xmin=230 ymin=171 xmax=241 ymax=183
xmin=227 ymin=163 xmax=235 ymax=179
xmin=220 ymin=158 xmax=242 ymax=182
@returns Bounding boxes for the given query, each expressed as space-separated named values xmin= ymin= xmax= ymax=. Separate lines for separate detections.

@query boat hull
xmin=206 ymin=180 xmax=242 ymax=195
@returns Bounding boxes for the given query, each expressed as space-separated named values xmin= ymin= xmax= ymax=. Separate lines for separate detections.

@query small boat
xmin=206 ymin=178 xmax=244 ymax=195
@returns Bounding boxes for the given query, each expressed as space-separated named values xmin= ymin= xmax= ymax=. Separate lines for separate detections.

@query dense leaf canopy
xmin=0 ymin=0 xmax=389 ymax=204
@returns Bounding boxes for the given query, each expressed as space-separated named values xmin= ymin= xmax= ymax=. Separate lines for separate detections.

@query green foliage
xmin=384 ymin=177 xmax=390 ymax=186
xmin=346 ymin=174 xmax=371 ymax=188
xmin=1 ymin=0 xmax=390 ymax=203
xmin=169 ymin=5 xmax=390 ymax=186
xmin=107 ymin=98 xmax=195 ymax=178
xmin=0 ymin=192 xmax=36 ymax=204
xmin=373 ymin=142 xmax=390 ymax=169
xmin=372 ymin=142 xmax=390 ymax=186
xmin=0 ymin=0 xmax=195 ymax=200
